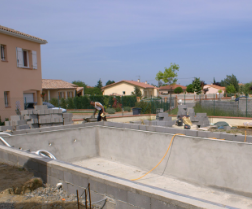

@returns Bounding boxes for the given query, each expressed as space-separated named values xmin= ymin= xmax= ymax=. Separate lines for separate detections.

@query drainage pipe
xmin=0 ymin=136 xmax=11 ymax=147
xmin=0 ymin=132 xmax=12 ymax=136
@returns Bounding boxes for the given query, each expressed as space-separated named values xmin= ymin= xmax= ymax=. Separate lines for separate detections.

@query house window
xmin=123 ymin=91 xmax=125 ymax=95
xmin=4 ymin=91 xmax=10 ymax=107
xmin=58 ymin=92 xmax=64 ymax=99
xmin=1 ymin=45 xmax=6 ymax=61
xmin=67 ymin=91 xmax=73 ymax=98
xmin=16 ymin=47 xmax=34 ymax=68
xmin=23 ymin=50 xmax=28 ymax=67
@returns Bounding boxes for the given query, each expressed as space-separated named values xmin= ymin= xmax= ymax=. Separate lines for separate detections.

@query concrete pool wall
xmin=2 ymin=123 xmax=252 ymax=208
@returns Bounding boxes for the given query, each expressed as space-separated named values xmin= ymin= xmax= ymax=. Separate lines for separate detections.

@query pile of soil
xmin=0 ymin=163 xmax=96 ymax=209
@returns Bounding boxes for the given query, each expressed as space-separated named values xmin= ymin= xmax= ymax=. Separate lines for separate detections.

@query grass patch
xmin=194 ymin=102 xmax=252 ymax=117
xmin=68 ymin=111 xmax=94 ymax=113
xmin=168 ymin=107 xmax=178 ymax=115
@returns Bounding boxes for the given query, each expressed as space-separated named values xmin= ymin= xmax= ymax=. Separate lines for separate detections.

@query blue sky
xmin=1 ymin=0 xmax=252 ymax=86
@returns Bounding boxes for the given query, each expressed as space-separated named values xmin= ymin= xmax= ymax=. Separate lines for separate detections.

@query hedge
xmin=49 ymin=95 xmax=137 ymax=109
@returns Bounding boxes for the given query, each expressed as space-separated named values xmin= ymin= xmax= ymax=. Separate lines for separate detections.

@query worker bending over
xmin=90 ymin=101 xmax=106 ymax=121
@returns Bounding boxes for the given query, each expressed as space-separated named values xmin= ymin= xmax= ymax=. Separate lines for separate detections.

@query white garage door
xmin=23 ymin=93 xmax=34 ymax=103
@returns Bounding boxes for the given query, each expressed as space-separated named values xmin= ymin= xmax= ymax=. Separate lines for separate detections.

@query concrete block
xmin=157 ymin=112 xmax=169 ymax=118
xmin=208 ymin=132 xmax=221 ymax=139
xmin=34 ymin=105 xmax=48 ymax=110
xmin=63 ymin=113 xmax=73 ymax=118
xmin=155 ymin=126 xmax=167 ymax=133
xmin=196 ymin=113 xmax=207 ymax=117
xmin=143 ymin=120 xmax=151 ymax=125
xmin=21 ymin=110 xmax=29 ymax=115
xmin=30 ymin=124 xmax=39 ymax=129
xmin=0 ymin=126 xmax=13 ymax=131
xmin=166 ymin=120 xmax=175 ymax=127
xmin=48 ymin=109 xmax=54 ymax=114
xmin=156 ymin=121 xmax=166 ymax=126
xmin=32 ymin=110 xmax=38 ymax=114
xmin=220 ymin=133 xmax=234 ymax=141
xmin=146 ymin=126 xmax=156 ymax=132
xmin=233 ymin=135 xmax=246 ymax=142
xmin=150 ymin=120 xmax=157 ymax=125
xmin=130 ymin=124 xmax=139 ymax=130
xmin=246 ymin=136 xmax=252 ymax=143
xmin=123 ymin=123 xmax=131 ymax=129
xmin=37 ymin=110 xmax=45 ymax=115
xmin=169 ymin=128 xmax=186 ymax=135
xmin=113 ymin=122 xmax=124 ymax=128
xmin=198 ymin=131 xmax=209 ymax=138
xmin=139 ymin=125 xmax=147 ymax=131
xmin=16 ymin=124 xmax=30 ymax=130
xmin=11 ymin=115 xmax=21 ymax=121
xmin=4 ymin=121 xmax=10 ymax=126
xmin=17 ymin=120 xmax=27 ymax=125
xmin=185 ymin=129 xmax=198 ymax=137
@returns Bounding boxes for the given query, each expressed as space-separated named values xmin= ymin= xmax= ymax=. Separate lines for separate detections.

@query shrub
xmin=174 ymin=87 xmax=183 ymax=94
xmin=106 ymin=108 xmax=116 ymax=114
xmin=123 ymin=106 xmax=131 ymax=112
xmin=186 ymin=84 xmax=194 ymax=93
xmin=135 ymin=101 xmax=151 ymax=114
xmin=60 ymin=98 xmax=67 ymax=109
xmin=50 ymin=98 xmax=59 ymax=107
xmin=115 ymin=104 xmax=122 ymax=112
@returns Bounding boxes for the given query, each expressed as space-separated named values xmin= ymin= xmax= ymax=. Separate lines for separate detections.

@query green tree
xmin=106 ymin=80 xmax=115 ymax=86
xmin=186 ymin=84 xmax=194 ymax=93
xmin=131 ymin=86 xmax=142 ymax=97
xmin=72 ymin=80 xmax=87 ymax=88
xmin=174 ymin=87 xmax=183 ymax=93
xmin=226 ymin=84 xmax=236 ymax=93
xmin=96 ymin=79 xmax=103 ymax=90
xmin=243 ymin=82 xmax=252 ymax=94
xmin=155 ymin=63 xmax=179 ymax=85
xmin=220 ymin=74 xmax=239 ymax=92
xmin=193 ymin=78 xmax=201 ymax=95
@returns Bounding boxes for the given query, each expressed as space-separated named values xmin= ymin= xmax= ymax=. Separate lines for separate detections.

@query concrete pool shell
xmin=1 ymin=122 xmax=252 ymax=208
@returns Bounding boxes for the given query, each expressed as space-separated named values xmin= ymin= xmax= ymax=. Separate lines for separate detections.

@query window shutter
xmin=16 ymin=47 xmax=23 ymax=67
xmin=32 ymin=51 xmax=37 ymax=69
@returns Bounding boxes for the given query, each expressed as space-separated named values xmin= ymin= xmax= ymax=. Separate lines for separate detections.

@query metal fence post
xmin=213 ymin=95 xmax=215 ymax=116
xmin=246 ymin=94 xmax=248 ymax=117
xmin=184 ymin=94 xmax=185 ymax=105
xmin=122 ymin=95 xmax=123 ymax=116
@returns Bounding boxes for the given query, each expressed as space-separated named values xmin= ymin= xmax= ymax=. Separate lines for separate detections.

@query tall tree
xmin=106 ymin=80 xmax=115 ymax=86
xmin=96 ymin=79 xmax=103 ymax=90
xmin=193 ymin=78 xmax=201 ymax=95
xmin=131 ymin=86 xmax=142 ymax=97
xmin=155 ymin=63 xmax=179 ymax=85
xmin=186 ymin=84 xmax=194 ymax=93
xmin=220 ymin=74 xmax=239 ymax=92
xmin=72 ymin=80 xmax=87 ymax=88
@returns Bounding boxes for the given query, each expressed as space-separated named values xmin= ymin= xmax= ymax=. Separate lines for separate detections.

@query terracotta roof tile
xmin=0 ymin=25 xmax=47 ymax=44
xmin=102 ymin=80 xmax=157 ymax=90
xmin=42 ymin=79 xmax=77 ymax=89
xmin=159 ymin=84 xmax=186 ymax=90
xmin=203 ymin=84 xmax=226 ymax=91
xmin=76 ymin=87 xmax=84 ymax=93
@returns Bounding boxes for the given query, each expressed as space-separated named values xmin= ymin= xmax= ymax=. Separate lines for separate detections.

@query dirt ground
xmin=0 ymin=163 xmax=94 ymax=209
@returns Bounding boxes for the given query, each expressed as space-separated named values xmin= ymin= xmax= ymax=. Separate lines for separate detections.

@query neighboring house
xmin=102 ymin=79 xmax=159 ymax=97
xmin=0 ymin=25 xmax=47 ymax=120
xmin=42 ymin=79 xmax=84 ymax=101
xmin=203 ymin=84 xmax=226 ymax=94
xmin=159 ymin=84 xmax=187 ymax=95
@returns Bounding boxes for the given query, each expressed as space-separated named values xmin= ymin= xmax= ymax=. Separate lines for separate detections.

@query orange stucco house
xmin=0 ymin=25 xmax=47 ymax=120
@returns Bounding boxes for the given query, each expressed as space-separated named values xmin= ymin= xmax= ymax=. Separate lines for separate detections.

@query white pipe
xmin=0 ymin=132 xmax=12 ymax=136
xmin=32 ymin=150 xmax=57 ymax=160
xmin=0 ymin=136 xmax=11 ymax=147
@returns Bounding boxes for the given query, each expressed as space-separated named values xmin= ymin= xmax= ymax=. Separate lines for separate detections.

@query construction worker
xmin=90 ymin=101 xmax=106 ymax=121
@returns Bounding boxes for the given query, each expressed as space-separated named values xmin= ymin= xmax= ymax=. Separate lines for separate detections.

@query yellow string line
xmin=244 ymin=131 xmax=247 ymax=142
xmin=131 ymin=133 xmax=185 ymax=181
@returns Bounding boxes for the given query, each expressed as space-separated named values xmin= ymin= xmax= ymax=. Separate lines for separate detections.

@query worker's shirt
xmin=95 ymin=102 xmax=103 ymax=111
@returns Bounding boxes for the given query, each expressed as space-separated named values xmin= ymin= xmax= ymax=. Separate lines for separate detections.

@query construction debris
xmin=0 ymin=105 xmax=73 ymax=131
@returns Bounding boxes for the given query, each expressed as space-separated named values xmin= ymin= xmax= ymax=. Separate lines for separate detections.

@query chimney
xmin=137 ymin=79 xmax=140 ymax=82
xmin=145 ymin=81 xmax=147 ymax=84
